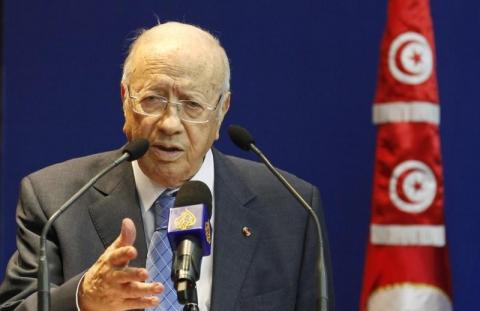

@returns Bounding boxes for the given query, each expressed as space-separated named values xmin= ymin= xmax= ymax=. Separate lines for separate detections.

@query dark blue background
xmin=1 ymin=1 xmax=479 ymax=310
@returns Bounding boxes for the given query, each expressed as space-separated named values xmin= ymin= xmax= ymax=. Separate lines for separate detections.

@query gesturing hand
xmin=78 ymin=218 xmax=163 ymax=311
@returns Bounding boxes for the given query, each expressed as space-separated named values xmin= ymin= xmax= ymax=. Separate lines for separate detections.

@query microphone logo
xmin=205 ymin=222 xmax=212 ymax=244
xmin=174 ymin=209 xmax=196 ymax=230
xmin=168 ymin=203 xmax=212 ymax=256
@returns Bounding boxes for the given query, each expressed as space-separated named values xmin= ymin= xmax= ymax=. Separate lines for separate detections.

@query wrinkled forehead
xmin=128 ymin=27 xmax=225 ymax=99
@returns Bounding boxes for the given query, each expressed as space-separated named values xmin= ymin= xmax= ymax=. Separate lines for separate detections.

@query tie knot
xmin=153 ymin=189 xmax=177 ymax=230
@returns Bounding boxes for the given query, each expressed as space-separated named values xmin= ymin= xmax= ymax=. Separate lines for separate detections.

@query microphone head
xmin=170 ymin=180 xmax=213 ymax=257
xmin=228 ymin=124 xmax=255 ymax=151
xmin=175 ymin=180 xmax=212 ymax=218
xmin=123 ymin=139 xmax=149 ymax=161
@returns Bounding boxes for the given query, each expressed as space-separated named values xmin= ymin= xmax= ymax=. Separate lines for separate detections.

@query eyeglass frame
xmin=125 ymin=85 xmax=226 ymax=124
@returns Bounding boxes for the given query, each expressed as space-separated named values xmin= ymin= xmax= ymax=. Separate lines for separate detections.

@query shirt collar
xmin=132 ymin=149 xmax=215 ymax=213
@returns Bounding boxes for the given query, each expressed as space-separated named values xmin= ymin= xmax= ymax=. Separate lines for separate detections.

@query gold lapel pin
xmin=242 ymin=226 xmax=252 ymax=237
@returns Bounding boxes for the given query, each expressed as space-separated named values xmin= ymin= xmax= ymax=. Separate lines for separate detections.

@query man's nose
xmin=156 ymin=104 xmax=183 ymax=133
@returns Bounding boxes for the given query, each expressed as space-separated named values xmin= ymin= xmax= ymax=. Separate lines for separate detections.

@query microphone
xmin=167 ymin=180 xmax=212 ymax=309
xmin=228 ymin=124 xmax=329 ymax=311
xmin=38 ymin=139 xmax=149 ymax=311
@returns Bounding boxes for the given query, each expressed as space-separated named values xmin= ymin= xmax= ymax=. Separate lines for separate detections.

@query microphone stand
xmin=184 ymin=303 xmax=200 ymax=311
xmin=182 ymin=289 xmax=199 ymax=311
xmin=38 ymin=152 xmax=131 ymax=311
xmin=179 ymin=280 xmax=199 ymax=311
xmin=249 ymin=143 xmax=329 ymax=311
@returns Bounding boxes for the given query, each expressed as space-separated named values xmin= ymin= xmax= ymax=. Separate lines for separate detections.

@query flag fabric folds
xmin=360 ymin=0 xmax=453 ymax=310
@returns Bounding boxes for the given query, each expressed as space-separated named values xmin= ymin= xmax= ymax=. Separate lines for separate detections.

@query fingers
xmin=111 ymin=267 xmax=149 ymax=283
xmin=110 ymin=267 xmax=164 ymax=299
xmin=81 ymin=263 xmax=164 ymax=310
xmin=119 ymin=281 xmax=164 ymax=298
xmin=79 ymin=219 xmax=161 ymax=310
xmin=122 ymin=296 xmax=159 ymax=310
xmin=121 ymin=218 xmax=136 ymax=246
xmin=109 ymin=245 xmax=137 ymax=267
xmin=112 ymin=218 xmax=137 ymax=249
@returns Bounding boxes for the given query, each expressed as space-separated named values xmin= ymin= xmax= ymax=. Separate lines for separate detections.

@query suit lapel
xmin=87 ymin=155 xmax=148 ymax=268
xmin=211 ymin=150 xmax=265 ymax=311
xmin=84 ymin=148 xmax=265 ymax=309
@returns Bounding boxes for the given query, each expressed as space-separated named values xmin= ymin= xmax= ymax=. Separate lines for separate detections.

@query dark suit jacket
xmin=0 ymin=148 xmax=334 ymax=310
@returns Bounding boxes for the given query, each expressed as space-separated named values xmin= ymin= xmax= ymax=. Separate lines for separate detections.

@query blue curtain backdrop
xmin=1 ymin=1 xmax=479 ymax=310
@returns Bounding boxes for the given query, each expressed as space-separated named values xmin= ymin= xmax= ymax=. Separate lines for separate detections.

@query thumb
xmin=113 ymin=218 xmax=136 ymax=248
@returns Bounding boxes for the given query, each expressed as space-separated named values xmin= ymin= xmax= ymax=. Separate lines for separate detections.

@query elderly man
xmin=0 ymin=22 xmax=332 ymax=310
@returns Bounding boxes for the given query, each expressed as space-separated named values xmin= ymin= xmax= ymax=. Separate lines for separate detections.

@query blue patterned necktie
xmin=146 ymin=190 xmax=183 ymax=311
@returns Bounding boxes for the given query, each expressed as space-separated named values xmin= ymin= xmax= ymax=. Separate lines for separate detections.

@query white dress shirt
xmin=132 ymin=149 xmax=215 ymax=310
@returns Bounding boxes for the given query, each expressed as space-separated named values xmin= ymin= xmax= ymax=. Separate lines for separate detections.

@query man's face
xmin=122 ymin=38 xmax=229 ymax=188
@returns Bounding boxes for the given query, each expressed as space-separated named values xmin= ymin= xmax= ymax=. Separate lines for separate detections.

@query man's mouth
xmin=151 ymin=143 xmax=184 ymax=161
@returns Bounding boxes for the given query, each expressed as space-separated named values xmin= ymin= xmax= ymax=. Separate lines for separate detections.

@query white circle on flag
xmin=367 ymin=283 xmax=452 ymax=311
xmin=388 ymin=32 xmax=433 ymax=85
xmin=389 ymin=160 xmax=437 ymax=213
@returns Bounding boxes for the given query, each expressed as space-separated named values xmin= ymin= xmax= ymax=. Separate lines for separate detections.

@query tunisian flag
xmin=360 ymin=0 xmax=453 ymax=310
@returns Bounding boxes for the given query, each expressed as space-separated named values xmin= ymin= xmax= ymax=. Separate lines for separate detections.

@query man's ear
xmin=215 ymin=92 xmax=231 ymax=140
xmin=221 ymin=92 xmax=231 ymax=118
xmin=120 ymin=83 xmax=126 ymax=100
xmin=219 ymin=92 xmax=231 ymax=123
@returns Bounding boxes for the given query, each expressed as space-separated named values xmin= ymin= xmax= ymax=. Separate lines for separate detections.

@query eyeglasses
xmin=126 ymin=86 xmax=224 ymax=124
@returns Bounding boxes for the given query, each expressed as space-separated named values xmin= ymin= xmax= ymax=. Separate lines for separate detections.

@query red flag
xmin=360 ymin=0 xmax=453 ymax=310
